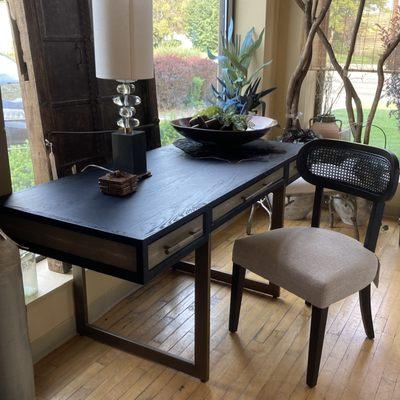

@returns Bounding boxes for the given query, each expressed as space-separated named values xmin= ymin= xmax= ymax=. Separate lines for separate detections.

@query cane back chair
xmin=229 ymin=139 xmax=399 ymax=387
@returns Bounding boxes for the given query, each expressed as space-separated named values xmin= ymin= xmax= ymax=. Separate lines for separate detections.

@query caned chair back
xmin=296 ymin=139 xmax=399 ymax=251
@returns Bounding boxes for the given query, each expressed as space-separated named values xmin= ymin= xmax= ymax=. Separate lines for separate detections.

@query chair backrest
xmin=296 ymin=139 xmax=399 ymax=252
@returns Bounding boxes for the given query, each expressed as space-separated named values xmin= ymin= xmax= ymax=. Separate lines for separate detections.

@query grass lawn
xmin=334 ymin=108 xmax=400 ymax=157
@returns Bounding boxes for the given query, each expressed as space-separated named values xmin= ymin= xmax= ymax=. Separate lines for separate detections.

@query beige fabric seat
xmin=230 ymin=139 xmax=398 ymax=388
xmin=233 ymin=227 xmax=378 ymax=309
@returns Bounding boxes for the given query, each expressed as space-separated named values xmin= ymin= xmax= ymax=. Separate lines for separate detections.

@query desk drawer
xmin=289 ymin=161 xmax=298 ymax=179
xmin=212 ymin=168 xmax=284 ymax=222
xmin=0 ymin=214 xmax=137 ymax=271
xmin=148 ymin=216 xmax=203 ymax=269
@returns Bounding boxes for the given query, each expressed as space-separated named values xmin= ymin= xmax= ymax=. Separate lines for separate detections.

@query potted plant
xmin=171 ymin=20 xmax=278 ymax=146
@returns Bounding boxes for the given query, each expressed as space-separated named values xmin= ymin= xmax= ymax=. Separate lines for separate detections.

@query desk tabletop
xmin=0 ymin=142 xmax=300 ymax=242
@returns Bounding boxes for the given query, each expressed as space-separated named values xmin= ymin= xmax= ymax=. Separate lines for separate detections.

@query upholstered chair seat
xmin=228 ymin=139 xmax=399 ymax=388
xmin=233 ymin=227 xmax=378 ymax=309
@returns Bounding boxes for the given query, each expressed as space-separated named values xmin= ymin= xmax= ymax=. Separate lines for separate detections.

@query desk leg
xmin=194 ymin=238 xmax=211 ymax=382
xmin=71 ymin=256 xmax=211 ymax=381
xmin=269 ymin=185 xmax=286 ymax=298
xmin=72 ymin=266 xmax=88 ymax=334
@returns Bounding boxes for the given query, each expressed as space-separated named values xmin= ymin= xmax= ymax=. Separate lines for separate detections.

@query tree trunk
xmin=285 ymin=0 xmax=332 ymax=130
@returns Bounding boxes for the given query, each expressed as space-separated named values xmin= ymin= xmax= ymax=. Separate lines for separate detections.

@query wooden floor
xmin=34 ymin=210 xmax=400 ymax=400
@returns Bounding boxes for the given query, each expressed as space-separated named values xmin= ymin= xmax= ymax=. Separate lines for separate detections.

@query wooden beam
xmin=0 ymin=89 xmax=12 ymax=197
xmin=7 ymin=0 xmax=50 ymax=184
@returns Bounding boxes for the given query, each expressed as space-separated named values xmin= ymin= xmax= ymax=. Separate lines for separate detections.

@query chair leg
xmin=359 ymin=285 xmax=374 ymax=339
xmin=229 ymin=264 xmax=246 ymax=332
xmin=307 ymin=306 xmax=328 ymax=388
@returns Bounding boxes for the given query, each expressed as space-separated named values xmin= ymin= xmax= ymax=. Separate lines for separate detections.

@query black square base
xmin=112 ymin=130 xmax=147 ymax=175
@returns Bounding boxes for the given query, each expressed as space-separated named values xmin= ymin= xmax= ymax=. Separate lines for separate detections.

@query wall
xmin=234 ymin=0 xmax=267 ymax=76
xmin=234 ymin=0 xmax=313 ymax=134
xmin=27 ymin=268 xmax=138 ymax=362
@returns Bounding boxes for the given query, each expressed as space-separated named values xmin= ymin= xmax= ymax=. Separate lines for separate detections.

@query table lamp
xmin=92 ymin=0 xmax=153 ymax=176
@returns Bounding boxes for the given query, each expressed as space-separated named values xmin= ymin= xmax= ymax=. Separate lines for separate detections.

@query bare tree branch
xmin=364 ymin=31 xmax=400 ymax=143
xmin=285 ymin=0 xmax=332 ymax=130
xmin=312 ymin=0 xmax=319 ymax=20
xmin=293 ymin=0 xmax=364 ymax=141
xmin=344 ymin=0 xmax=366 ymax=71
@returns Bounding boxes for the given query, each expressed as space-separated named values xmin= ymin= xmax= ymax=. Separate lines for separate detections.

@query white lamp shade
xmin=92 ymin=0 xmax=154 ymax=81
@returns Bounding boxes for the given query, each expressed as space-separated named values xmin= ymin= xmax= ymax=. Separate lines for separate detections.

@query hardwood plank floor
xmin=34 ymin=209 xmax=400 ymax=400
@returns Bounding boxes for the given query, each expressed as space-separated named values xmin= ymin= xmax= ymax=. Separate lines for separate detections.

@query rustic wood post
xmin=0 ymin=234 xmax=35 ymax=400
xmin=0 ymin=89 xmax=12 ymax=197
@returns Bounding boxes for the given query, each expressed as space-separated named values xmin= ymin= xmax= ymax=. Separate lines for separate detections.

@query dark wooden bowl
xmin=170 ymin=115 xmax=278 ymax=146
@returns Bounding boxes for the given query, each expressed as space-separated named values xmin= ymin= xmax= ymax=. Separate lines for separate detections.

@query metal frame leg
xmin=398 ymin=218 xmax=400 ymax=246
xmin=194 ymin=239 xmax=211 ymax=382
xmin=72 ymin=237 xmax=212 ymax=381
xmin=246 ymin=196 xmax=273 ymax=235
xmin=246 ymin=204 xmax=257 ymax=235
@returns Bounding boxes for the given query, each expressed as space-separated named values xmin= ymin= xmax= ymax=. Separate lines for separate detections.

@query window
xmin=314 ymin=0 xmax=400 ymax=158
xmin=0 ymin=0 xmax=34 ymax=192
xmin=153 ymin=0 xmax=229 ymax=146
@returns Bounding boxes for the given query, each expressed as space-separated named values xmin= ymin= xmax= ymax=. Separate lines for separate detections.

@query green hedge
xmin=160 ymin=120 xmax=181 ymax=146
xmin=8 ymin=142 xmax=34 ymax=192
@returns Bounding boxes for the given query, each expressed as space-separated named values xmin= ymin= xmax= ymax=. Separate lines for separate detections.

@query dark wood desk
xmin=0 ymin=141 xmax=300 ymax=381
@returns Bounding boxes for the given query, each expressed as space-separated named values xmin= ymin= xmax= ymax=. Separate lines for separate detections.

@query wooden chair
xmin=229 ymin=139 xmax=399 ymax=387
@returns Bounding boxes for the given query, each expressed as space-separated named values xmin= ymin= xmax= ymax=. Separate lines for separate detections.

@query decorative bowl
xmin=170 ymin=115 xmax=278 ymax=146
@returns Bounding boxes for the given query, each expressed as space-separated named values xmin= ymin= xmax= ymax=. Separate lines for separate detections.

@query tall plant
xmin=292 ymin=0 xmax=400 ymax=144
xmin=285 ymin=0 xmax=333 ymax=130
xmin=207 ymin=20 xmax=276 ymax=115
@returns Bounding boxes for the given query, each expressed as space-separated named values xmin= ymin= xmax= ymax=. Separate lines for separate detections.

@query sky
xmin=0 ymin=3 xmax=14 ymax=58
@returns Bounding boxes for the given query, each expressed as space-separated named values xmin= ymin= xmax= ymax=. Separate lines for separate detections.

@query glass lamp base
xmin=113 ymin=80 xmax=142 ymax=133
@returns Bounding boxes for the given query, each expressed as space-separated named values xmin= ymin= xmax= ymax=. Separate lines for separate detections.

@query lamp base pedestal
xmin=112 ymin=130 xmax=148 ymax=176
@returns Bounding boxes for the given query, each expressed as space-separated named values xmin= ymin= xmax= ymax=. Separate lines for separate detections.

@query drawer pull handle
xmin=164 ymin=229 xmax=202 ymax=255
xmin=241 ymin=183 xmax=272 ymax=203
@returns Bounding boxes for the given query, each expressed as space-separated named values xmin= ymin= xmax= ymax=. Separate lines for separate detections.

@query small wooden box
xmin=98 ymin=171 xmax=138 ymax=197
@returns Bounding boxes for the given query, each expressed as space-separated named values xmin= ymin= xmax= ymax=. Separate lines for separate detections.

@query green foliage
xmin=195 ymin=105 xmax=221 ymax=118
xmin=329 ymin=0 xmax=389 ymax=64
xmin=329 ymin=0 xmax=388 ymax=31
xmin=217 ymin=109 xmax=253 ymax=131
xmin=208 ymin=20 xmax=275 ymax=114
xmin=160 ymin=120 xmax=181 ymax=146
xmin=187 ymin=76 xmax=204 ymax=107
xmin=8 ymin=142 xmax=34 ymax=192
xmin=154 ymin=44 xmax=205 ymax=58
xmin=185 ymin=0 xmax=219 ymax=53
xmin=197 ymin=105 xmax=253 ymax=131
xmin=153 ymin=0 xmax=188 ymax=47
